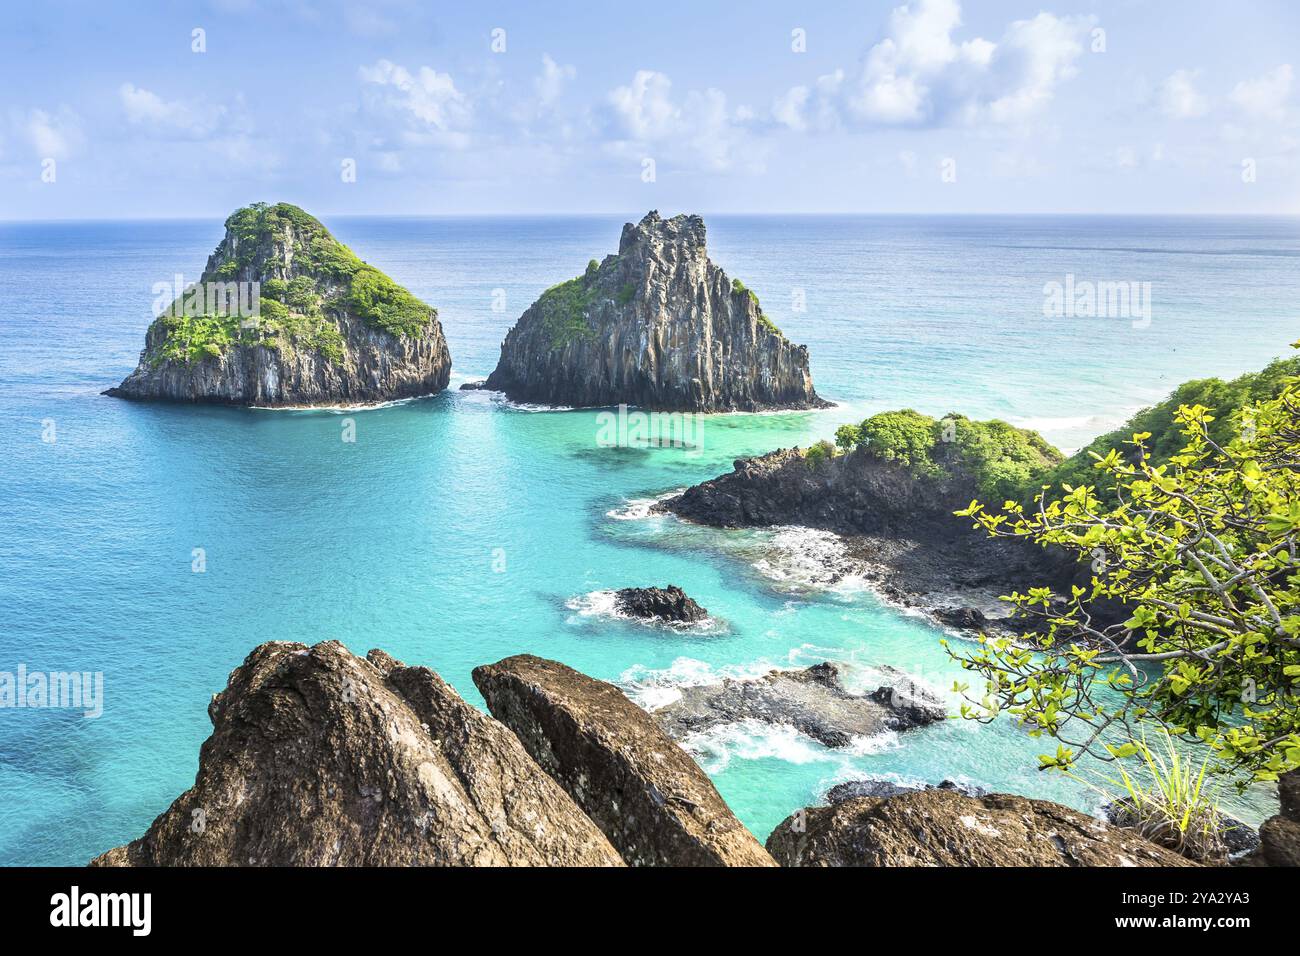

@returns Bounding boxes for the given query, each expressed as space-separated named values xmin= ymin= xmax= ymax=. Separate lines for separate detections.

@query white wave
xmin=605 ymin=490 xmax=684 ymax=521
xmin=248 ymin=392 xmax=438 ymax=412
xmin=750 ymin=526 xmax=868 ymax=594
xmin=680 ymin=719 xmax=899 ymax=774
xmin=565 ymin=589 xmax=623 ymax=619
xmin=619 ymin=656 xmax=788 ymax=706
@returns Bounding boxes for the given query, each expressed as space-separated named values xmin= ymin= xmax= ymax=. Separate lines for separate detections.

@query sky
xmin=1 ymin=0 xmax=1298 ymax=219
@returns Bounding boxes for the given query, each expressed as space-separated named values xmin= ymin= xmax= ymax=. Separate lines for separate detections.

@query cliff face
xmin=480 ymin=211 xmax=827 ymax=412
xmin=107 ymin=202 xmax=451 ymax=406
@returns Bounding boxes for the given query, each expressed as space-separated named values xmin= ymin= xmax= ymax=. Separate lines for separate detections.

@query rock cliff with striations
xmin=107 ymin=202 xmax=450 ymax=406
xmin=478 ymin=211 xmax=827 ymax=412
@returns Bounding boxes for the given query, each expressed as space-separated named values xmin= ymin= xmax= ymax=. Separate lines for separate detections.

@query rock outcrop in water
xmin=653 ymin=661 xmax=947 ymax=748
xmin=766 ymin=789 xmax=1195 ymax=867
xmin=477 ymin=211 xmax=827 ymax=411
xmin=473 ymin=654 xmax=776 ymax=866
xmin=614 ymin=585 xmax=707 ymax=624
xmin=107 ymin=202 xmax=451 ymax=406
xmin=91 ymin=641 xmax=622 ymax=866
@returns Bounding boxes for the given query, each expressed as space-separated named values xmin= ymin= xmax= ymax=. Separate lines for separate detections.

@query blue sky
xmin=2 ymin=0 xmax=1297 ymax=218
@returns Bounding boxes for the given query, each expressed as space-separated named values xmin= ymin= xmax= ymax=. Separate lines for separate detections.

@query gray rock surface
xmin=767 ymin=789 xmax=1196 ymax=867
xmin=107 ymin=202 xmax=450 ymax=406
xmin=472 ymin=654 xmax=776 ymax=866
xmin=481 ymin=211 xmax=827 ymax=412
xmin=91 ymin=641 xmax=622 ymax=866
xmin=653 ymin=661 xmax=947 ymax=748
xmin=825 ymin=777 xmax=987 ymax=804
xmin=614 ymin=585 xmax=707 ymax=624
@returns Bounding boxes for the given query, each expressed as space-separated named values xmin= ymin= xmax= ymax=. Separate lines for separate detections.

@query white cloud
xmin=21 ymin=108 xmax=82 ymax=159
xmin=775 ymin=0 xmax=1091 ymax=130
xmin=1159 ymin=69 xmax=1209 ymax=119
xmin=119 ymin=83 xmax=219 ymax=136
xmin=605 ymin=70 xmax=755 ymax=170
xmin=535 ymin=54 xmax=576 ymax=109
xmin=358 ymin=59 xmax=471 ymax=147
xmin=1230 ymin=64 xmax=1293 ymax=121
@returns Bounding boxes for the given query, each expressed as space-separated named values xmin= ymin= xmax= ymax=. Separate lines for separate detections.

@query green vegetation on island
xmin=731 ymin=277 xmax=780 ymax=334
xmin=150 ymin=202 xmax=434 ymax=367
xmin=828 ymin=408 xmax=1063 ymax=501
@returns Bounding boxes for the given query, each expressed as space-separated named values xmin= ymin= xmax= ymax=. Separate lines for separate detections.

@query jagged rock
xmin=766 ymin=789 xmax=1196 ymax=867
xmin=825 ymin=778 xmax=987 ymax=804
xmin=867 ymin=664 xmax=949 ymax=728
xmin=932 ymin=606 xmax=988 ymax=630
xmin=472 ymin=654 xmax=776 ymax=867
xmin=91 ymin=641 xmax=622 ymax=867
xmin=107 ymin=202 xmax=451 ymax=405
xmin=653 ymin=661 xmax=946 ymax=749
xmin=1254 ymin=817 xmax=1300 ymax=866
xmin=614 ymin=585 xmax=707 ymax=624
xmin=481 ymin=211 xmax=828 ymax=411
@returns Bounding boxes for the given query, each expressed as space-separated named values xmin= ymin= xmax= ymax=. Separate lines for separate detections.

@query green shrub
xmin=842 ymin=409 xmax=1061 ymax=498
xmin=834 ymin=423 xmax=862 ymax=450
xmin=804 ymin=439 xmax=837 ymax=468
xmin=1038 ymin=356 xmax=1300 ymax=506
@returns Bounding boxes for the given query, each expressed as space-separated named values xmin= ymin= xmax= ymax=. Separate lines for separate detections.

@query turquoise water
xmin=2 ymin=214 xmax=1297 ymax=865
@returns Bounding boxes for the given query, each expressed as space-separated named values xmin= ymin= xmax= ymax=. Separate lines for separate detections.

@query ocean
xmin=1 ymin=213 xmax=1297 ymax=865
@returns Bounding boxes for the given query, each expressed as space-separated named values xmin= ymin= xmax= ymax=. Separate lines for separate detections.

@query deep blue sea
xmin=2 ymin=214 xmax=1298 ymax=865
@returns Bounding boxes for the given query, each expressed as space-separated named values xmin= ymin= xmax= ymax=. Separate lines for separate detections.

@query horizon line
xmin=4 ymin=210 xmax=1299 ymax=225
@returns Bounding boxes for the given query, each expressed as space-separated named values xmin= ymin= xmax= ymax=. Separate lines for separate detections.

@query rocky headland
xmin=654 ymin=442 xmax=1086 ymax=634
xmin=107 ymin=202 xmax=451 ymax=406
xmin=474 ymin=211 xmax=828 ymax=412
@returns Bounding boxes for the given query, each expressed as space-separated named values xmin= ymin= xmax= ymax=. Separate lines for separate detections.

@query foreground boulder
xmin=1242 ymin=769 xmax=1300 ymax=866
xmin=767 ymin=789 xmax=1195 ymax=867
xmin=479 ymin=211 xmax=827 ymax=412
xmin=614 ymin=585 xmax=708 ymax=624
xmin=654 ymin=661 xmax=947 ymax=748
xmin=473 ymin=654 xmax=776 ymax=866
xmin=107 ymin=202 xmax=451 ymax=405
xmin=92 ymin=642 xmax=622 ymax=866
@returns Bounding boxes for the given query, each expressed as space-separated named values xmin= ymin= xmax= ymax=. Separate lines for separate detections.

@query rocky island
xmin=473 ymin=211 xmax=828 ymax=412
xmin=107 ymin=202 xmax=451 ymax=406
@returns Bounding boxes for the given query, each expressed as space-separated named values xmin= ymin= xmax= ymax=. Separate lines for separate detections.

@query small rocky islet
xmin=107 ymin=202 xmax=452 ymax=406
xmin=469 ymin=210 xmax=828 ymax=412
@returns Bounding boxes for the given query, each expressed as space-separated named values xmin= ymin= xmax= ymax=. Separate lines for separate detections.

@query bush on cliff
xmin=841 ymin=409 xmax=1062 ymax=500
xmin=947 ymin=345 xmax=1300 ymax=784
xmin=1037 ymin=356 xmax=1300 ymax=507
